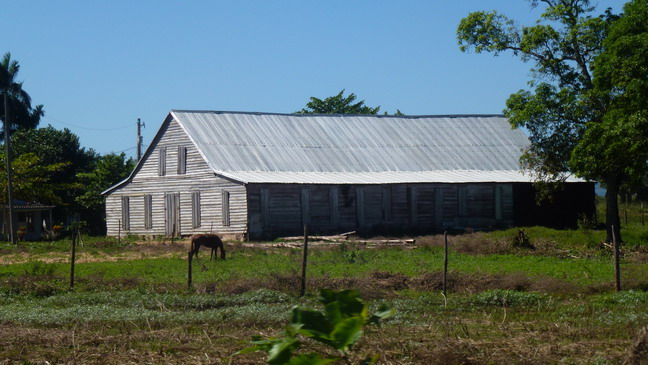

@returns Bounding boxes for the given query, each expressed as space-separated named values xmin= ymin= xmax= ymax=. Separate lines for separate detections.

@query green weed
xmin=469 ymin=289 xmax=550 ymax=307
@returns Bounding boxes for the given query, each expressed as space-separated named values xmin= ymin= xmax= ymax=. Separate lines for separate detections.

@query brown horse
xmin=190 ymin=234 xmax=226 ymax=260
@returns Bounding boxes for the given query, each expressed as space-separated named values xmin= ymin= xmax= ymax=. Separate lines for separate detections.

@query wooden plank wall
xmin=247 ymin=182 xmax=514 ymax=239
xmin=105 ymin=119 xmax=247 ymax=238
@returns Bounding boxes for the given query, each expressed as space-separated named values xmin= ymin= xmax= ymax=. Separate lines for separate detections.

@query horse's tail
xmin=219 ymin=237 xmax=226 ymax=259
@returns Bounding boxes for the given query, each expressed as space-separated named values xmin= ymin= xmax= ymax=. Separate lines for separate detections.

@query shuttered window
xmin=222 ymin=190 xmax=230 ymax=227
xmin=158 ymin=147 xmax=166 ymax=176
xmin=301 ymin=188 xmax=310 ymax=226
xmin=329 ymin=187 xmax=340 ymax=229
xmin=144 ymin=194 xmax=153 ymax=229
xmin=121 ymin=196 xmax=130 ymax=230
xmin=192 ymin=191 xmax=201 ymax=228
xmin=177 ymin=146 xmax=187 ymax=174
xmin=382 ymin=186 xmax=393 ymax=221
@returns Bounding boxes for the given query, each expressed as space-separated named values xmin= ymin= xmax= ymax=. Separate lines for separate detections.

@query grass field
xmin=1 ymin=218 xmax=647 ymax=363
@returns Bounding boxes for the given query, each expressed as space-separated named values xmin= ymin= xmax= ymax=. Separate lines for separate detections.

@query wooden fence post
xmin=70 ymin=230 xmax=77 ymax=289
xmin=118 ymin=219 xmax=121 ymax=244
xmin=443 ymin=231 xmax=449 ymax=299
xmin=300 ymin=224 xmax=309 ymax=297
xmin=188 ymin=250 xmax=193 ymax=290
xmin=612 ymin=225 xmax=621 ymax=292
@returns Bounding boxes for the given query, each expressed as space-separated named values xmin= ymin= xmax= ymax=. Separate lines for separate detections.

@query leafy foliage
xmin=235 ymin=289 xmax=393 ymax=364
xmin=457 ymin=0 xmax=609 ymax=182
xmin=572 ymin=0 xmax=648 ymax=189
xmin=297 ymin=90 xmax=381 ymax=115
xmin=10 ymin=126 xmax=98 ymax=207
xmin=11 ymin=126 xmax=96 ymax=174
xmin=0 ymin=52 xmax=43 ymax=134
xmin=76 ymin=152 xmax=135 ymax=211
xmin=457 ymin=0 xmax=646 ymax=242
xmin=0 ymin=152 xmax=71 ymax=205
xmin=9 ymin=125 xmax=106 ymax=229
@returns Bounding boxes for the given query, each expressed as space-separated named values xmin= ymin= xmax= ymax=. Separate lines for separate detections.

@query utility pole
xmin=136 ymin=118 xmax=145 ymax=161
xmin=3 ymin=94 xmax=15 ymax=244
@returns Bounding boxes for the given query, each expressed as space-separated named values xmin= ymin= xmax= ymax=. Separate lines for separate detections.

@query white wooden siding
xmin=105 ymin=119 xmax=247 ymax=237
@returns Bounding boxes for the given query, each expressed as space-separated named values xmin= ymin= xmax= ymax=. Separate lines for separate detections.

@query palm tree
xmin=0 ymin=53 xmax=43 ymax=134
xmin=0 ymin=52 xmax=43 ymax=243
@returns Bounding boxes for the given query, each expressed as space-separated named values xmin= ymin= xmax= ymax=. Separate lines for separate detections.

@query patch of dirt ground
xmin=0 ymin=322 xmax=634 ymax=364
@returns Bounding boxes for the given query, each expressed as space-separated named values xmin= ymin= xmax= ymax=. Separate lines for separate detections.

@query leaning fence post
xmin=188 ymin=250 xmax=193 ymax=290
xmin=612 ymin=225 xmax=621 ymax=292
xmin=300 ymin=224 xmax=309 ymax=297
xmin=443 ymin=231 xmax=449 ymax=301
xmin=70 ymin=229 xmax=77 ymax=289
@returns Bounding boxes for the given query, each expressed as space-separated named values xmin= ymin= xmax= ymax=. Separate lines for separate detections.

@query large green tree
xmin=0 ymin=152 xmax=69 ymax=238
xmin=9 ymin=126 xmax=98 ymax=229
xmin=297 ymin=89 xmax=381 ymax=114
xmin=571 ymin=0 xmax=648 ymax=235
xmin=12 ymin=126 xmax=97 ymax=178
xmin=457 ymin=0 xmax=633 ymax=241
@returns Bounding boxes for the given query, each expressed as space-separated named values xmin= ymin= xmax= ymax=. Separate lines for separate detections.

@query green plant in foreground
xmin=233 ymin=289 xmax=393 ymax=364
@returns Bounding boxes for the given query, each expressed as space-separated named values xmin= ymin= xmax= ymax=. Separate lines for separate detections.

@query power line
xmin=104 ymin=143 xmax=149 ymax=154
xmin=44 ymin=115 xmax=134 ymax=131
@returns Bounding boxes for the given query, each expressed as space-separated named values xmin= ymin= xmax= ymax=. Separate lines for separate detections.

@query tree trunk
xmin=3 ymin=94 xmax=15 ymax=244
xmin=605 ymin=173 xmax=622 ymax=243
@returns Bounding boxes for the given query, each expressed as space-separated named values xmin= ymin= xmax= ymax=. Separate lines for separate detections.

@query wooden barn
xmin=103 ymin=111 xmax=595 ymax=239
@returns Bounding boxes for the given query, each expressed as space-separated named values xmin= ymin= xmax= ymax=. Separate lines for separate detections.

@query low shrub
xmin=469 ymin=289 xmax=550 ymax=308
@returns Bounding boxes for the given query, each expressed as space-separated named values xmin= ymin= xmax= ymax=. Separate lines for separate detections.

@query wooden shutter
xmin=158 ymin=147 xmax=166 ymax=176
xmin=301 ymin=188 xmax=311 ymax=226
xmin=407 ymin=186 xmax=417 ymax=227
xmin=356 ymin=187 xmax=365 ymax=228
xmin=330 ymin=187 xmax=340 ymax=230
xmin=495 ymin=185 xmax=503 ymax=221
xmin=144 ymin=194 xmax=152 ymax=229
xmin=177 ymin=146 xmax=187 ymax=174
xmin=260 ymin=188 xmax=269 ymax=229
xmin=222 ymin=190 xmax=230 ymax=227
xmin=192 ymin=191 xmax=201 ymax=228
xmin=382 ymin=186 xmax=392 ymax=221
xmin=435 ymin=188 xmax=443 ymax=228
xmin=121 ymin=196 xmax=130 ymax=230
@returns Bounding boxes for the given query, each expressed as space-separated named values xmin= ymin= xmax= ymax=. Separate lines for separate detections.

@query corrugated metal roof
xmin=172 ymin=111 xmax=535 ymax=184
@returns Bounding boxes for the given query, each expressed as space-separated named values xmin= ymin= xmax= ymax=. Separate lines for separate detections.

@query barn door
xmin=165 ymin=193 xmax=181 ymax=236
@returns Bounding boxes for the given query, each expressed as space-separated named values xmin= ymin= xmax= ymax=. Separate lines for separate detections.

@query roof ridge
xmin=170 ymin=110 xmax=505 ymax=119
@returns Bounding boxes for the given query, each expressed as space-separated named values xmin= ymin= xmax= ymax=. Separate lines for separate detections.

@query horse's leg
xmin=210 ymin=247 xmax=215 ymax=261
xmin=192 ymin=242 xmax=200 ymax=260
xmin=219 ymin=243 xmax=226 ymax=260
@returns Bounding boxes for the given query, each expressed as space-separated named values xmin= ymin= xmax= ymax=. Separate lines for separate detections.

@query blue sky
xmin=4 ymin=1 xmax=622 ymax=158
